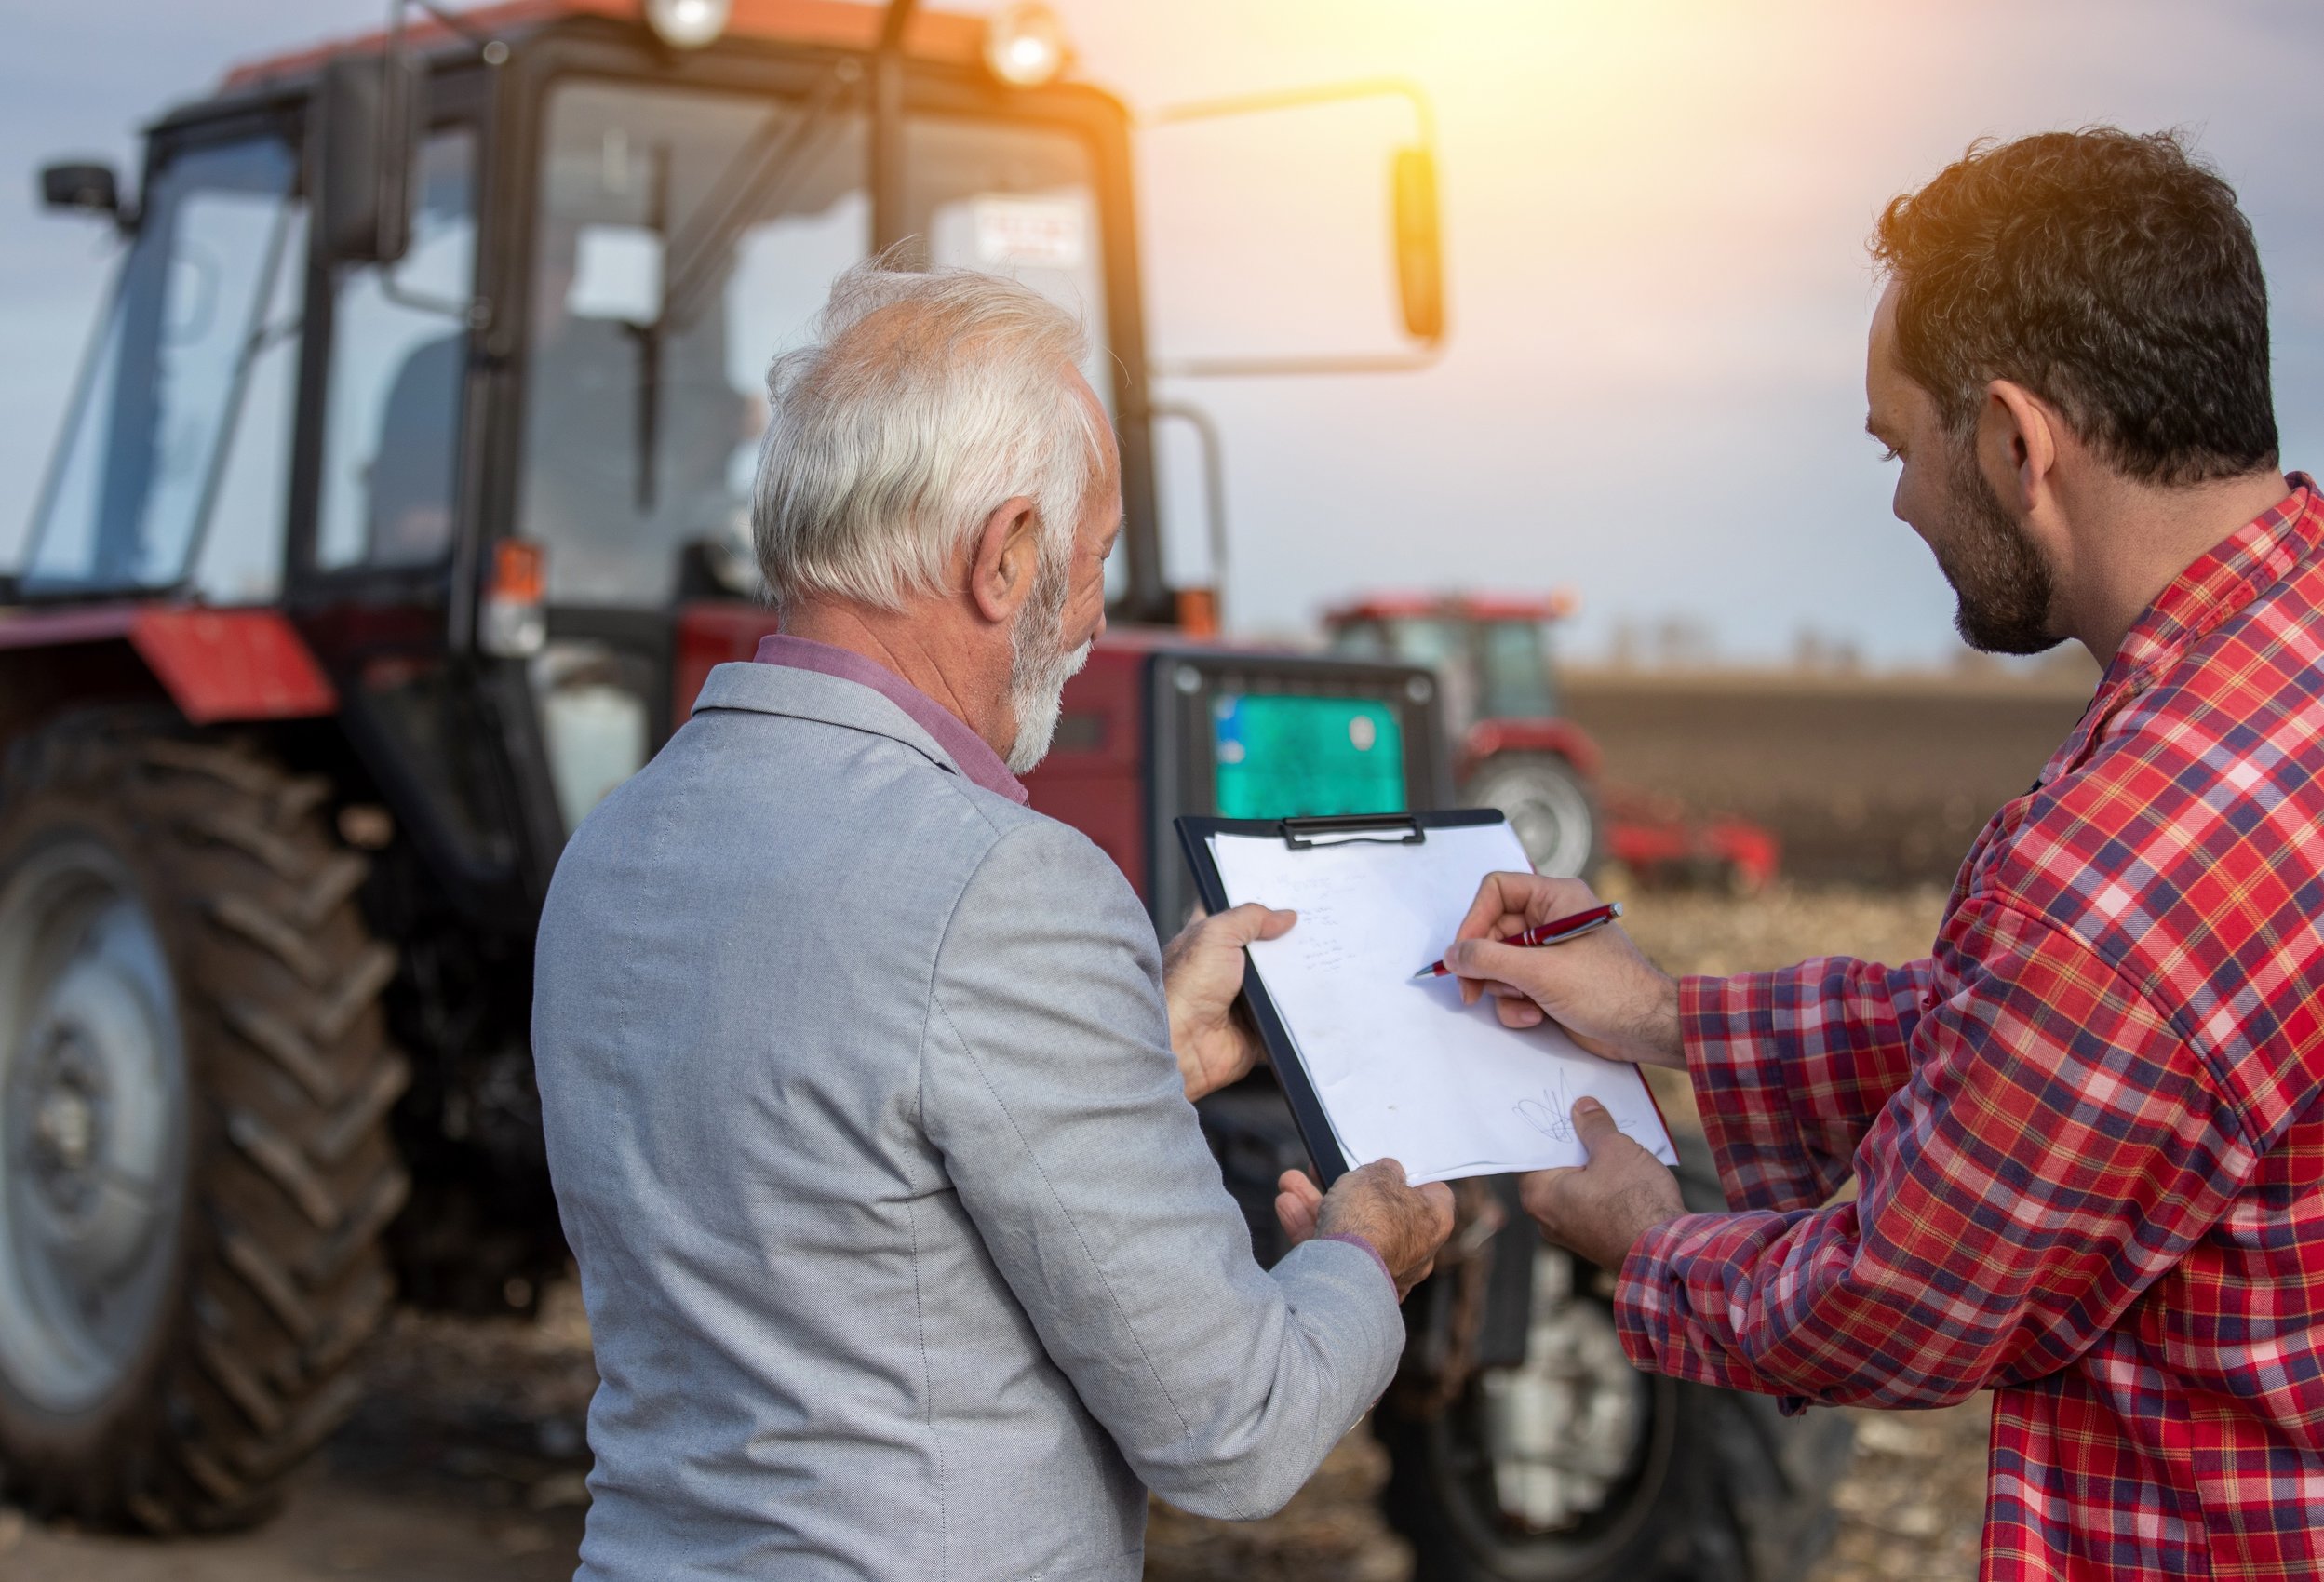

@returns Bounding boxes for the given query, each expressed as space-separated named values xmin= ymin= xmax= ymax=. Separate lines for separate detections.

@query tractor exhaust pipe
xmin=868 ymin=0 xmax=920 ymax=255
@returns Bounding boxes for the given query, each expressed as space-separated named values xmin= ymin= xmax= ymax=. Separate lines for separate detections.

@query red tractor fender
xmin=1458 ymin=716 xmax=1602 ymax=784
xmin=0 ymin=604 xmax=337 ymax=728
xmin=1704 ymin=815 xmax=1782 ymax=893
xmin=672 ymin=601 xmax=783 ymax=723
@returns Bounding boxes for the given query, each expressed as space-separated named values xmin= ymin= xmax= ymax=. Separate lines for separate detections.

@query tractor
xmin=1326 ymin=593 xmax=1781 ymax=893
xmin=0 ymin=2 xmax=1843 ymax=1575
xmin=1325 ymin=593 xmax=1605 ymax=878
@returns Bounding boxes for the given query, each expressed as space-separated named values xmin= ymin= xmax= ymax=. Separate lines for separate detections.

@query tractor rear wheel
xmin=1465 ymin=754 xmax=1602 ymax=879
xmin=0 ymin=715 xmax=409 ymax=1531
xmin=1377 ymin=1151 xmax=1853 ymax=1582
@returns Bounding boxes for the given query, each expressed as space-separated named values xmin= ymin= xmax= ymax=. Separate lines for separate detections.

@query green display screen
xmin=1212 ymin=693 xmax=1407 ymax=819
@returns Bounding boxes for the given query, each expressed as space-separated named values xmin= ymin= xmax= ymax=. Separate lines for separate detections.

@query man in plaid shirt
xmin=1446 ymin=130 xmax=2324 ymax=1577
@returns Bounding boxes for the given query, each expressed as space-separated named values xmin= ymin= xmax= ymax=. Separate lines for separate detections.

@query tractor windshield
xmin=20 ymin=136 xmax=302 ymax=599
xmin=518 ymin=76 xmax=1111 ymax=609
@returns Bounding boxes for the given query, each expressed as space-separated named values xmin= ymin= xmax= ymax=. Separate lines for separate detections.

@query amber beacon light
xmin=482 ymin=540 xmax=549 ymax=657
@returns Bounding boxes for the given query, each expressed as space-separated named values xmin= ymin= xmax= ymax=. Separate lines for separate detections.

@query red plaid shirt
xmin=1619 ymin=477 xmax=2324 ymax=1579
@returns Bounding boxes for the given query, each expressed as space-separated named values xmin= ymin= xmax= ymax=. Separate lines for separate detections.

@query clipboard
xmin=1176 ymin=809 xmax=1509 ymax=1186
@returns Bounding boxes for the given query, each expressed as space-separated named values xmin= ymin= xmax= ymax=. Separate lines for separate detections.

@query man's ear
xmin=967 ymin=495 xmax=1041 ymax=627
xmin=1977 ymin=378 xmax=2060 ymax=516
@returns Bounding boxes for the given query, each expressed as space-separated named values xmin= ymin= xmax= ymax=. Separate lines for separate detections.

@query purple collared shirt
xmin=752 ymin=634 xmax=1029 ymax=805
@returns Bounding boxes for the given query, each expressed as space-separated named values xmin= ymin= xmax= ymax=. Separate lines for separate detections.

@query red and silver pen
xmin=1411 ymin=901 xmax=1624 ymax=980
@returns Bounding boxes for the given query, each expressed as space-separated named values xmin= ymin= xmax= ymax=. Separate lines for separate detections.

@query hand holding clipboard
xmin=1176 ymin=811 xmax=1677 ymax=1186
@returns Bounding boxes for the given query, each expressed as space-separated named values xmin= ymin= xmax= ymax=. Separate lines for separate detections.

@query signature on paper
xmin=1513 ymin=1076 xmax=1578 ymax=1143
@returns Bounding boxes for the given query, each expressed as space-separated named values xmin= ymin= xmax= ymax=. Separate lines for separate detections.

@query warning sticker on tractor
xmin=973 ymin=195 xmax=1089 ymax=270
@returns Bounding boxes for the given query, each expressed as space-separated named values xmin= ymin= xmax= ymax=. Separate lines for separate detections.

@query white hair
xmin=753 ymin=258 xmax=1103 ymax=613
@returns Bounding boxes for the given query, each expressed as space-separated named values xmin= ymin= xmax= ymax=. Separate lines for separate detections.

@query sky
xmin=4 ymin=0 xmax=2321 ymax=664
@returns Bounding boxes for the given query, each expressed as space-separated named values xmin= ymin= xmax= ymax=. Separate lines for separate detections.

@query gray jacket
xmin=532 ymin=660 xmax=1403 ymax=1580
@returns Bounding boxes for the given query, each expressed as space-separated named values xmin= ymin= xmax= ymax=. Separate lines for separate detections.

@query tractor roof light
xmin=645 ymin=0 xmax=731 ymax=51
xmin=984 ymin=2 xmax=1069 ymax=87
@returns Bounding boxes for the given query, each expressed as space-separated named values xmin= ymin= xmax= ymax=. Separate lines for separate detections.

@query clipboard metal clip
xmin=1279 ymin=813 xmax=1426 ymax=849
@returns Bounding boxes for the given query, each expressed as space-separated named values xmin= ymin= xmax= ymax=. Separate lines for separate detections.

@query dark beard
xmin=1932 ymin=448 xmax=2061 ymax=655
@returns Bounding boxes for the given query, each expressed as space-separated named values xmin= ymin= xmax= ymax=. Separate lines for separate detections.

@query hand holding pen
xmin=1436 ymin=875 xmax=1686 ymax=1071
xmin=1412 ymin=901 xmax=1622 ymax=979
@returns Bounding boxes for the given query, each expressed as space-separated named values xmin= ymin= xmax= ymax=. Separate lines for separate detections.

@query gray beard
xmin=1004 ymin=549 xmax=1093 ymax=775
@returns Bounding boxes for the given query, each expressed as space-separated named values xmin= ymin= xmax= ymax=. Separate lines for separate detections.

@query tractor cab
xmin=14 ymin=0 xmax=1448 ymax=924
xmin=16 ymin=1 xmax=1170 ymax=903
xmin=1325 ymin=593 xmax=1577 ymax=740
xmin=1326 ymin=592 xmax=1605 ymax=877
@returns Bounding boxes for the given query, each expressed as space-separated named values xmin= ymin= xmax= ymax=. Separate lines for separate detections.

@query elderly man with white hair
xmin=531 ymin=260 xmax=1454 ymax=1581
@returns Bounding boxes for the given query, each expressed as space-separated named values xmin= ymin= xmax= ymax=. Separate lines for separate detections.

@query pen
xmin=1411 ymin=901 xmax=1624 ymax=980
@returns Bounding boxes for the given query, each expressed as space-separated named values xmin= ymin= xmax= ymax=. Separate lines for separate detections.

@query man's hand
xmin=1162 ymin=903 xmax=1296 ymax=1102
xmin=1444 ymin=873 xmax=1686 ymax=1070
xmin=1274 ymin=1160 xmax=1455 ymax=1301
xmin=1518 ymin=1098 xmax=1686 ymax=1270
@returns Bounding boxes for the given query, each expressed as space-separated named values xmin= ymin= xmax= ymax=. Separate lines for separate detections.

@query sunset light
xmin=5 ymin=7 xmax=2324 ymax=1581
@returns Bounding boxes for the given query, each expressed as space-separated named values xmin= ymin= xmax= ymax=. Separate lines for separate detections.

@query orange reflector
xmin=491 ymin=539 xmax=546 ymax=605
xmin=1174 ymin=587 xmax=1219 ymax=637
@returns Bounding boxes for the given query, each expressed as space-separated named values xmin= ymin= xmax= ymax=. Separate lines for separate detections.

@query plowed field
xmin=1564 ymin=669 xmax=2093 ymax=887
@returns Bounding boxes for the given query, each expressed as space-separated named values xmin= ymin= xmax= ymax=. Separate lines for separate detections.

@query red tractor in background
xmin=1326 ymin=593 xmax=1605 ymax=878
xmin=0 ymin=2 xmax=1839 ymax=1575
xmin=1326 ymin=593 xmax=1780 ymax=892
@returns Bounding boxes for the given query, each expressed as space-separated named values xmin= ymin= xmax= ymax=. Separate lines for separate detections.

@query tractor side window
xmin=187 ymin=204 xmax=307 ymax=603
xmin=1479 ymin=620 xmax=1557 ymax=719
xmin=1330 ymin=619 xmax=1390 ymax=660
xmin=315 ymin=129 xmax=477 ymax=572
xmin=21 ymin=138 xmax=299 ymax=594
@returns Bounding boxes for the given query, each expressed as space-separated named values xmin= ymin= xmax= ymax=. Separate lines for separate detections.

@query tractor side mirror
xmin=1145 ymin=79 xmax=1446 ymax=378
xmin=39 ymin=161 xmax=120 ymax=220
xmin=313 ymin=52 xmax=420 ymax=268
xmin=1391 ymin=147 xmax=1444 ymax=344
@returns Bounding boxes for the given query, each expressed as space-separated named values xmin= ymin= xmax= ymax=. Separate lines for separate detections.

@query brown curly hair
xmin=1872 ymin=128 xmax=2277 ymax=487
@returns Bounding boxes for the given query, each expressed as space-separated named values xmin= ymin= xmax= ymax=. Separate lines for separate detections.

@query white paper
xmin=1208 ymin=822 xmax=1677 ymax=1185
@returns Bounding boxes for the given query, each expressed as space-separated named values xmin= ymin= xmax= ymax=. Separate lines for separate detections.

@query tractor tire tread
xmin=179 ymin=806 xmax=308 ymax=882
xmin=192 ymin=1328 xmax=285 ymax=1437
xmin=141 ymin=738 xmax=280 ymax=798
xmin=208 ymin=891 xmax=330 ymax=987
xmin=225 ymin=1107 xmax=343 ymax=1230
xmin=312 ymin=1060 xmax=413 ymax=1166
xmin=219 ymin=997 xmax=342 ymax=1106
xmin=0 ymin=710 xmax=409 ymax=1533
xmin=299 ymin=1168 xmax=412 ymax=1288
xmin=306 ymin=945 xmax=400 ymax=1045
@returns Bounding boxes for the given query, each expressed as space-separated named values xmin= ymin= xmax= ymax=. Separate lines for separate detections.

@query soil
xmin=3 ymin=886 xmax=1994 ymax=1581
xmin=1564 ymin=669 xmax=2094 ymax=887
